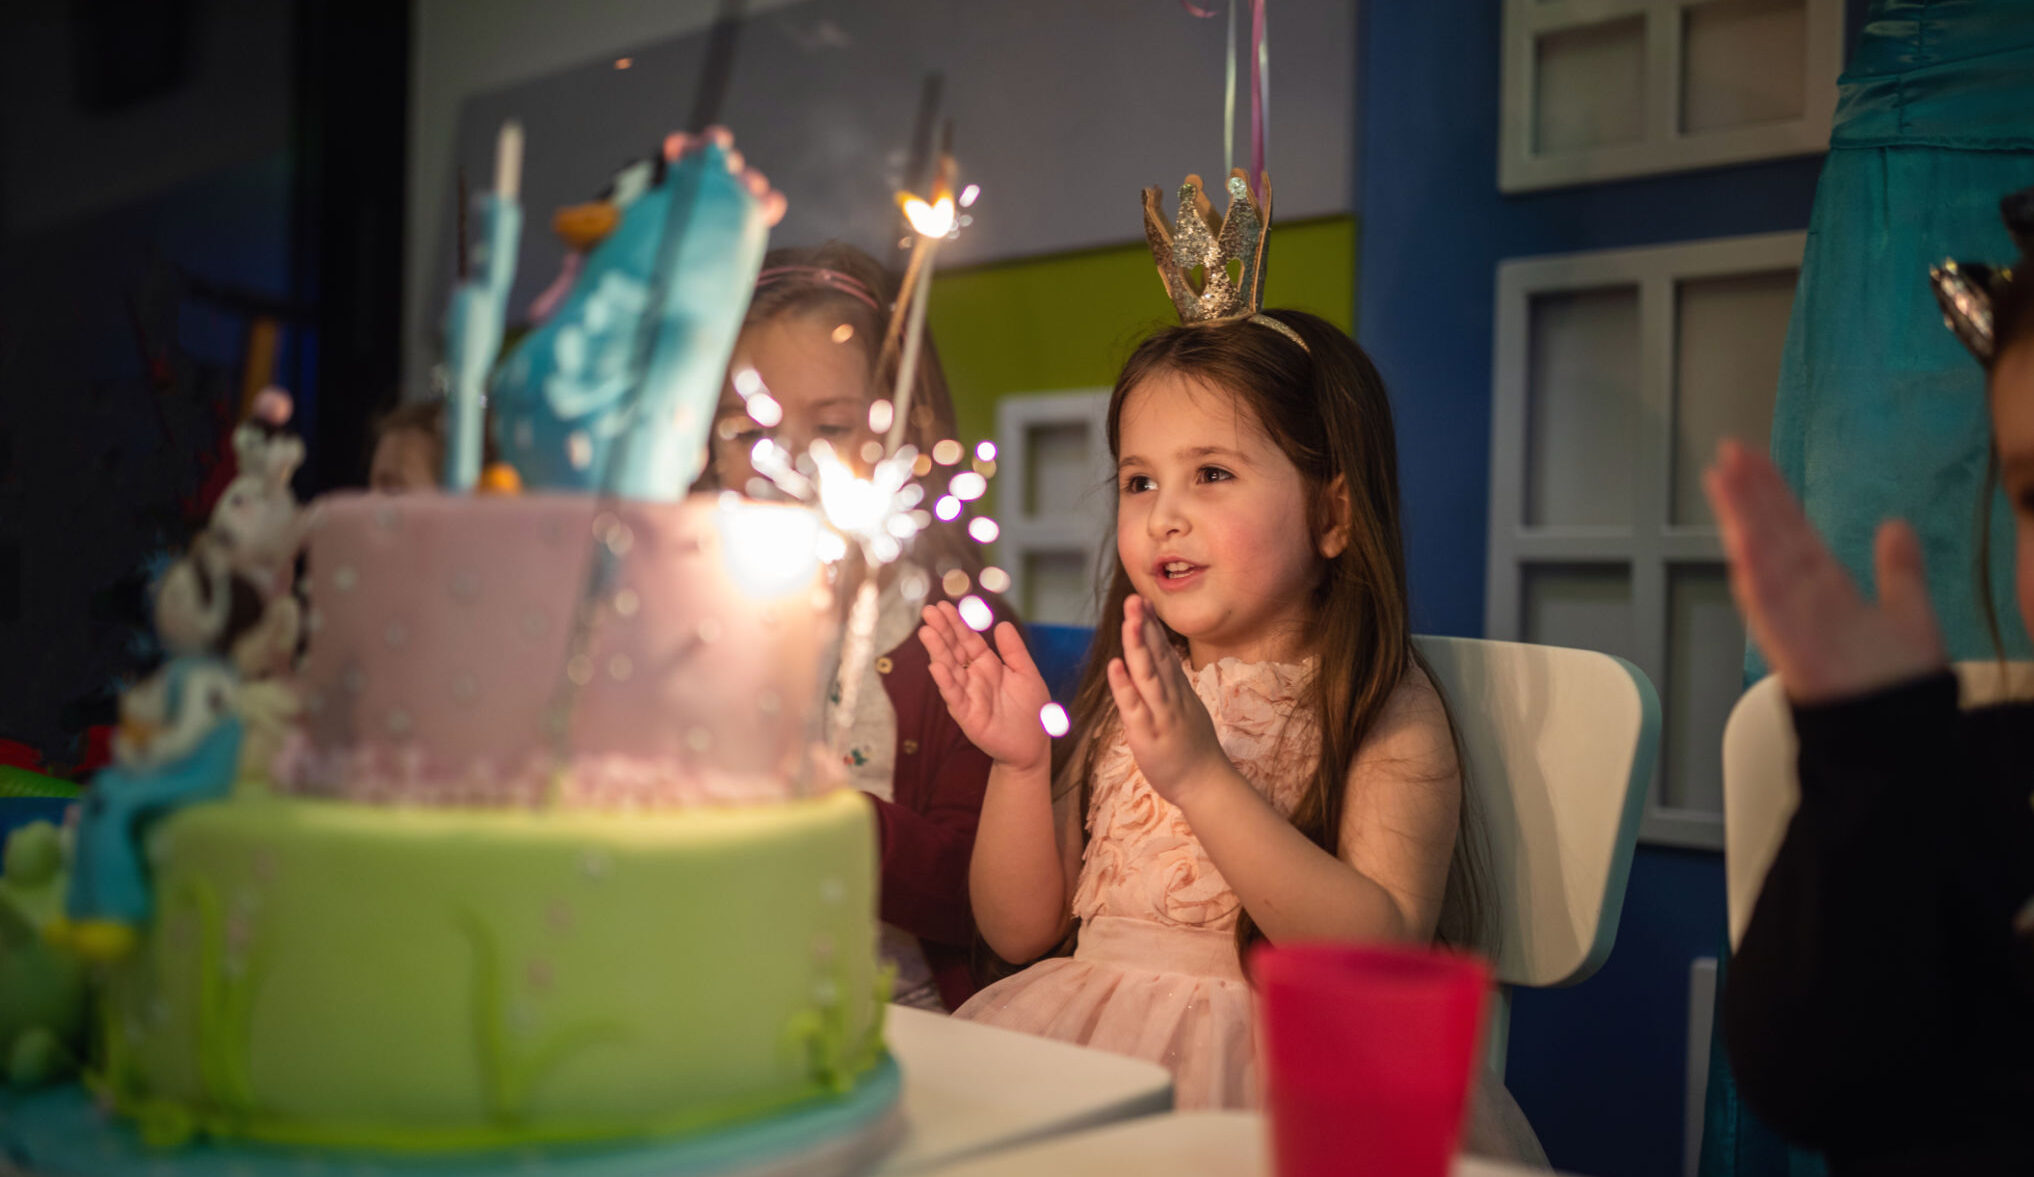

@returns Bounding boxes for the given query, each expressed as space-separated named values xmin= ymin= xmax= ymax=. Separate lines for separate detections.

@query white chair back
xmin=1414 ymin=636 xmax=1661 ymax=1073
xmin=1722 ymin=661 xmax=2034 ymax=949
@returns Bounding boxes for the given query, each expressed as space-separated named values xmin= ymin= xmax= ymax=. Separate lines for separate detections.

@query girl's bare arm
xmin=920 ymin=604 xmax=1073 ymax=961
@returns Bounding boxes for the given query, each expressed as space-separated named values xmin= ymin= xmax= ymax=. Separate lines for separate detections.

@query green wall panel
xmin=926 ymin=215 xmax=1357 ymax=450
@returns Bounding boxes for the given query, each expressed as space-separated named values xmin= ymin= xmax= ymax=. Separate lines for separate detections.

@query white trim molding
xmin=1499 ymin=0 xmax=1842 ymax=192
xmin=1487 ymin=231 xmax=1807 ymax=849
xmin=994 ymin=390 xmax=1115 ymax=626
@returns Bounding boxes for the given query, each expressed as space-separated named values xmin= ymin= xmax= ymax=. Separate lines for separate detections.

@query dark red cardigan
xmin=863 ymin=608 xmax=997 ymax=1012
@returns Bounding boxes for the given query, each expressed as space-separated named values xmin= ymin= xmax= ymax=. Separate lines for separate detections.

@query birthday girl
xmin=918 ymin=173 xmax=1541 ymax=1161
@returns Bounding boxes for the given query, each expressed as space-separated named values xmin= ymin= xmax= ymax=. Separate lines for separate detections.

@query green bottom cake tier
xmin=96 ymin=787 xmax=887 ymax=1152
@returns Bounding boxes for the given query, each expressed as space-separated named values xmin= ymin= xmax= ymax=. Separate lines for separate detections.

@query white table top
xmin=873 ymin=1004 xmax=1176 ymax=1174
xmin=910 ymin=1110 xmax=1567 ymax=1177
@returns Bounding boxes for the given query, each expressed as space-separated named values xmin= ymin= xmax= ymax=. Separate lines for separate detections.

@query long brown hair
xmin=738 ymin=242 xmax=982 ymax=580
xmin=1051 ymin=309 xmax=1491 ymax=962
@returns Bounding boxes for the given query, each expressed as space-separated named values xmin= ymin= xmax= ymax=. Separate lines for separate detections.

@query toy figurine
xmin=490 ymin=130 xmax=777 ymax=500
xmin=206 ymin=387 xmax=305 ymax=679
xmin=52 ymin=395 xmax=306 ymax=962
xmin=55 ymin=542 xmax=249 ymax=960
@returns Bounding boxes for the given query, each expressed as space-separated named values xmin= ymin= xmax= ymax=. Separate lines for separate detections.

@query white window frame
xmin=994 ymin=389 xmax=1115 ymax=626
xmin=1499 ymin=0 xmax=1842 ymax=193
xmin=1486 ymin=231 xmax=1806 ymax=849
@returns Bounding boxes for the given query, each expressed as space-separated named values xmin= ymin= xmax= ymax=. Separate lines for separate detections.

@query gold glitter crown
xmin=1142 ymin=169 xmax=1272 ymax=324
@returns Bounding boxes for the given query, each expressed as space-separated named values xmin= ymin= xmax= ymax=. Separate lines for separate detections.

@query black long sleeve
xmin=1723 ymin=673 xmax=2034 ymax=1175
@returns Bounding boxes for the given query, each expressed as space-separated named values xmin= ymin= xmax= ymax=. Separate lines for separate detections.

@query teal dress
xmin=1760 ymin=1 xmax=2034 ymax=680
xmin=1706 ymin=4 xmax=2034 ymax=1175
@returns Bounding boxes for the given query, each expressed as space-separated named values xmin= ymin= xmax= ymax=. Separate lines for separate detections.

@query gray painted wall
xmin=409 ymin=0 xmax=1356 ymax=392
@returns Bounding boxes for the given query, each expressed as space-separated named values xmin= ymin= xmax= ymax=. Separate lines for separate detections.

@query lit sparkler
xmin=724 ymin=152 xmax=996 ymax=749
xmin=881 ymin=155 xmax=962 ymax=455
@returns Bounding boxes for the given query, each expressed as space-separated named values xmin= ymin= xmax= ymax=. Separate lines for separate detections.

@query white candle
xmin=495 ymin=120 xmax=523 ymax=201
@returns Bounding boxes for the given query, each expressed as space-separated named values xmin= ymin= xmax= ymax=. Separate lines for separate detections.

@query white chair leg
xmin=1484 ymin=985 xmax=1512 ymax=1082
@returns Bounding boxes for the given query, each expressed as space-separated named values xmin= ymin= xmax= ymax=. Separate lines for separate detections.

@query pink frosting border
xmin=271 ymin=731 xmax=843 ymax=809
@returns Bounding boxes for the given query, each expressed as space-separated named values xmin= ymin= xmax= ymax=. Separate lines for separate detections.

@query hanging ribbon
xmin=1180 ymin=0 xmax=1269 ymax=199
xmin=1251 ymin=0 xmax=1267 ymax=195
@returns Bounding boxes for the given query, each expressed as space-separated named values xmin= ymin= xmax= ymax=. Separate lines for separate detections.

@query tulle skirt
xmin=957 ymin=916 xmax=1257 ymax=1107
xmin=953 ymin=915 xmax=1549 ymax=1167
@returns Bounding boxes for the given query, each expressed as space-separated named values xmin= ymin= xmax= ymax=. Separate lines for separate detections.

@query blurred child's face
xmin=711 ymin=314 xmax=876 ymax=494
xmin=370 ymin=427 xmax=440 ymax=494
xmin=1115 ymin=372 xmax=1329 ymax=667
xmin=1991 ymin=339 xmax=2034 ymax=636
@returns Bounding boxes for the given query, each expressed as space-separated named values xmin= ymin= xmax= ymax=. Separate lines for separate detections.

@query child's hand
xmin=919 ymin=603 xmax=1053 ymax=774
xmin=1704 ymin=439 xmax=1947 ymax=703
xmin=1107 ymin=595 xmax=1228 ymax=806
xmin=664 ymin=128 xmax=788 ymax=226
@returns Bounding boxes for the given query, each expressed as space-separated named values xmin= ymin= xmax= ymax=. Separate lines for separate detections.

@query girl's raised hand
xmin=1704 ymin=439 xmax=1947 ymax=703
xmin=1106 ymin=594 xmax=1228 ymax=805
xmin=918 ymin=602 xmax=1053 ymax=773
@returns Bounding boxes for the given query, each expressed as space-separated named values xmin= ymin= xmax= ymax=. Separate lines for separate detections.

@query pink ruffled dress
xmin=952 ymin=658 xmax=1550 ymax=1167
xmin=953 ymin=657 xmax=1314 ymax=1109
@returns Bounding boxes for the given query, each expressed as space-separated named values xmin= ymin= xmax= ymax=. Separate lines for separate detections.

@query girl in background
xmin=706 ymin=242 xmax=1003 ymax=1012
xmin=1715 ymin=191 xmax=2034 ymax=1175
xmin=368 ymin=400 xmax=445 ymax=494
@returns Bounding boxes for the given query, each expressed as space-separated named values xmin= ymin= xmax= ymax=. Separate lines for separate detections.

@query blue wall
xmin=1357 ymin=5 xmax=1825 ymax=641
xmin=1353 ymin=3 xmax=1861 ymax=1175
xmin=1504 ymin=850 xmax=1727 ymax=1177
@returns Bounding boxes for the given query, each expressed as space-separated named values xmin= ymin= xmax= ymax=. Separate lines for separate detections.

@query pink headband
xmin=754 ymin=265 xmax=882 ymax=312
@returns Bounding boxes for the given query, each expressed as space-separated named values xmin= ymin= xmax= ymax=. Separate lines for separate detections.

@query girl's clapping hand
xmin=1704 ymin=439 xmax=1948 ymax=703
xmin=919 ymin=603 xmax=1053 ymax=773
xmin=1107 ymin=594 xmax=1228 ymax=806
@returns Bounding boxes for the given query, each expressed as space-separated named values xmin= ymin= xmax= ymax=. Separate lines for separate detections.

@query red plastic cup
xmin=1253 ymin=941 xmax=1492 ymax=1177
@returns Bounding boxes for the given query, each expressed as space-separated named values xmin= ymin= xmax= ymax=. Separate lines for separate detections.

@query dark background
xmin=0 ymin=0 xmax=408 ymax=765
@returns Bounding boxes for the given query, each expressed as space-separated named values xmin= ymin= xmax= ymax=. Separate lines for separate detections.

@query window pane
xmin=1671 ymin=270 xmax=1794 ymax=525
xmin=1024 ymin=549 xmax=1094 ymax=626
xmin=1663 ymin=563 xmax=1742 ymax=813
xmin=1025 ymin=421 xmax=1097 ymax=518
xmin=1533 ymin=16 xmax=1647 ymax=155
xmin=1527 ymin=286 xmax=1640 ymax=527
xmin=1520 ymin=564 xmax=1637 ymax=665
xmin=1683 ymin=0 xmax=1807 ymax=134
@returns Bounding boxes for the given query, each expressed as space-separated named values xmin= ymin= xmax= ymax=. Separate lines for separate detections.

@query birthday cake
xmin=0 ymin=130 xmax=905 ymax=1174
xmin=88 ymin=494 xmax=888 ymax=1156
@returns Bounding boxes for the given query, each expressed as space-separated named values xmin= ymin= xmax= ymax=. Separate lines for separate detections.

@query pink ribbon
xmin=1180 ymin=0 xmax=1269 ymax=199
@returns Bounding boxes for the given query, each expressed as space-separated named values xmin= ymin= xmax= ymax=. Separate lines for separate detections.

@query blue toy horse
xmin=490 ymin=133 xmax=774 ymax=500
xmin=61 ymin=656 xmax=243 ymax=960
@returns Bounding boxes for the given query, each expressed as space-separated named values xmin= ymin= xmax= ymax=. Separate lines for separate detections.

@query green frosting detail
xmin=128 ymin=1088 xmax=202 ymax=1150
xmin=458 ymin=909 xmax=625 ymax=1126
xmin=90 ymin=873 xmax=265 ymax=1145
xmin=787 ymin=960 xmax=894 ymax=1094
xmin=156 ymin=875 xmax=265 ymax=1114
xmin=94 ymin=982 xmax=138 ymax=1099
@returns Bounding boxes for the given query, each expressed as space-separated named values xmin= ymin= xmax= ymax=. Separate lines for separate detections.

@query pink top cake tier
xmin=281 ymin=492 xmax=839 ymax=807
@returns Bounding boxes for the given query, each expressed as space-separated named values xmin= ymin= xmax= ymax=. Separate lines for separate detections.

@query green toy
xmin=0 ymin=765 xmax=80 ymax=799
xmin=0 ymin=820 xmax=88 ymax=1087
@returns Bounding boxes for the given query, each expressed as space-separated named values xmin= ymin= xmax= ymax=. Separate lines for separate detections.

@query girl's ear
xmin=1317 ymin=475 xmax=1353 ymax=560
